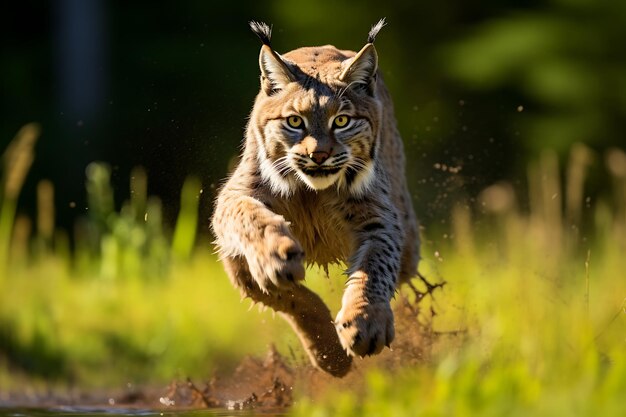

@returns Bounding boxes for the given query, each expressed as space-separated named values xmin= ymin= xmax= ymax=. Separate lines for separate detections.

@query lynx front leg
xmin=335 ymin=207 xmax=403 ymax=357
xmin=212 ymin=190 xmax=305 ymax=293
xmin=222 ymin=256 xmax=352 ymax=377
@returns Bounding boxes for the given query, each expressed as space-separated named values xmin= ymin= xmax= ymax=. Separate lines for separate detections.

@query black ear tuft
xmin=367 ymin=18 xmax=386 ymax=44
xmin=249 ymin=21 xmax=272 ymax=46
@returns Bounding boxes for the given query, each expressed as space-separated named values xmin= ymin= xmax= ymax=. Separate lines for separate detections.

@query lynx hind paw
xmin=335 ymin=302 xmax=395 ymax=357
xmin=249 ymin=232 xmax=305 ymax=293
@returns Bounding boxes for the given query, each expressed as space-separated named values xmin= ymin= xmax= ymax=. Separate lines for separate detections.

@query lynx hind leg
xmin=221 ymin=256 xmax=352 ymax=377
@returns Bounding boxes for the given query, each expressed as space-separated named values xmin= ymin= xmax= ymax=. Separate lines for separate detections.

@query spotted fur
xmin=212 ymin=21 xmax=419 ymax=377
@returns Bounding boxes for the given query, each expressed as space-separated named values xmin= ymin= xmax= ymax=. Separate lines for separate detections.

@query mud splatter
xmin=161 ymin=345 xmax=294 ymax=411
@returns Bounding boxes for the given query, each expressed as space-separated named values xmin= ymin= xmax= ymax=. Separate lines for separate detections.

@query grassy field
xmin=0 ymin=254 xmax=298 ymax=389
xmin=291 ymin=149 xmax=626 ymax=416
xmin=293 ymin=217 xmax=626 ymax=416
xmin=1 ymin=126 xmax=625 ymax=415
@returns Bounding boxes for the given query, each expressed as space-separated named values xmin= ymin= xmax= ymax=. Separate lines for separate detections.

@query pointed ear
xmin=259 ymin=45 xmax=295 ymax=95
xmin=339 ymin=43 xmax=378 ymax=94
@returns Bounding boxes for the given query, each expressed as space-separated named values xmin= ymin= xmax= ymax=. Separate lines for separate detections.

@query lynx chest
xmin=266 ymin=190 xmax=354 ymax=268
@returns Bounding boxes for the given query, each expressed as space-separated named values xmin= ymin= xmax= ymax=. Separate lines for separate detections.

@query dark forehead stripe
xmin=301 ymin=74 xmax=330 ymax=93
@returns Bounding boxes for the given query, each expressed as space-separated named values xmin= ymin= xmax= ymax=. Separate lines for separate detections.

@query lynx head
xmin=248 ymin=20 xmax=386 ymax=197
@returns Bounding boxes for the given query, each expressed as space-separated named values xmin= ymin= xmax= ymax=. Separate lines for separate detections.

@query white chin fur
xmin=347 ymin=161 xmax=375 ymax=197
xmin=295 ymin=171 xmax=340 ymax=190
xmin=258 ymin=149 xmax=294 ymax=197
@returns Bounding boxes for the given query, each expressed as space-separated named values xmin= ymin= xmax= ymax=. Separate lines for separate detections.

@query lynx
xmin=212 ymin=19 xmax=419 ymax=377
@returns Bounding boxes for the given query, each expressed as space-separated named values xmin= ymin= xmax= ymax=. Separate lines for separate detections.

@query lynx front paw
xmin=247 ymin=226 xmax=305 ymax=293
xmin=334 ymin=301 xmax=395 ymax=357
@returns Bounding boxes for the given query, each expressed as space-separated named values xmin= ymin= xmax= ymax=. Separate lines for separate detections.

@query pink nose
xmin=309 ymin=151 xmax=330 ymax=165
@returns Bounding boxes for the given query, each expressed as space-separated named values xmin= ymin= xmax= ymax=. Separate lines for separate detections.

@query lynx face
xmin=251 ymin=42 xmax=383 ymax=197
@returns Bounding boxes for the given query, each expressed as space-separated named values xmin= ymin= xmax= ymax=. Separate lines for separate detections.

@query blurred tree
xmin=441 ymin=0 xmax=626 ymax=157
xmin=1 ymin=0 xmax=624 ymax=234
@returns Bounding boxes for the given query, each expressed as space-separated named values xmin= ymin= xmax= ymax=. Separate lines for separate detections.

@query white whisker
xmin=348 ymin=158 xmax=370 ymax=171
xmin=269 ymin=155 xmax=294 ymax=177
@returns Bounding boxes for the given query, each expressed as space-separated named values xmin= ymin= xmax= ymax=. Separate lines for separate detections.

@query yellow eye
xmin=287 ymin=116 xmax=304 ymax=129
xmin=333 ymin=115 xmax=350 ymax=128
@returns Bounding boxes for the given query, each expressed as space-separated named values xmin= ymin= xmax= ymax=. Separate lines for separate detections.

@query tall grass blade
xmin=0 ymin=123 xmax=39 ymax=271
xmin=171 ymin=177 xmax=201 ymax=262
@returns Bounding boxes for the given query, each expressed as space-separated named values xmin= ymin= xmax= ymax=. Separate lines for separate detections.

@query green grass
xmin=1 ymin=126 xmax=625 ymax=414
xmin=291 ymin=204 xmax=626 ymax=416
xmin=0 ymin=254 xmax=303 ymax=389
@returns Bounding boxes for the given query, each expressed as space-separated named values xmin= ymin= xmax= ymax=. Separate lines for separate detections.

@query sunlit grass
xmin=0 ymin=253 xmax=303 ymax=389
xmin=1 ymin=124 xmax=625 ymax=415
xmin=292 ymin=239 xmax=626 ymax=416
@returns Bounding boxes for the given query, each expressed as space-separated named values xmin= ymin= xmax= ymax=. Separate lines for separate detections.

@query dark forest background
xmin=2 ymin=0 xmax=625 ymax=238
